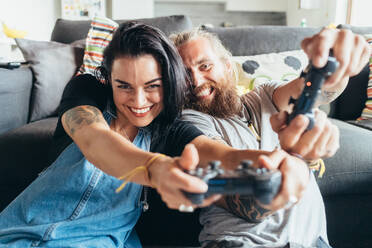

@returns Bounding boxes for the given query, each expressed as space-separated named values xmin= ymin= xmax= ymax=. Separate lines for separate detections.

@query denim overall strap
xmin=0 ymin=112 xmax=151 ymax=248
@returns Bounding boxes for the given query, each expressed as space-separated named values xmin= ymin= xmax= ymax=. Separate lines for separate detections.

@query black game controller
xmin=183 ymin=160 xmax=282 ymax=205
xmin=287 ymin=54 xmax=339 ymax=130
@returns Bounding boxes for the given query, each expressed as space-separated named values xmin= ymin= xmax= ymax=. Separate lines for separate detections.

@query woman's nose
xmin=133 ymin=89 xmax=147 ymax=106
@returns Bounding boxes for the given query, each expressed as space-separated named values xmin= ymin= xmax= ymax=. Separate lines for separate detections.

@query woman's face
xmin=110 ymin=54 xmax=163 ymax=127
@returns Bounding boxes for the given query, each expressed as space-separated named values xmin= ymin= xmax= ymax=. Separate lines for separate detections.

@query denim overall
xmin=0 ymin=112 xmax=151 ymax=247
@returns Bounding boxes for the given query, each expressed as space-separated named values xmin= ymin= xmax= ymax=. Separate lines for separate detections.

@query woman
xmin=0 ymin=22 xmax=216 ymax=248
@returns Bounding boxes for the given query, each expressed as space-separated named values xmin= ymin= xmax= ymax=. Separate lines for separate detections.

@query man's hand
xmin=301 ymin=28 xmax=371 ymax=103
xmin=258 ymin=149 xmax=310 ymax=211
xmin=219 ymin=149 xmax=310 ymax=222
xmin=149 ymin=144 xmax=220 ymax=210
xmin=270 ymin=109 xmax=339 ymax=160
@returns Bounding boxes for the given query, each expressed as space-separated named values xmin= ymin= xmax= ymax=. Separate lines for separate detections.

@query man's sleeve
xmin=181 ymin=109 xmax=225 ymax=143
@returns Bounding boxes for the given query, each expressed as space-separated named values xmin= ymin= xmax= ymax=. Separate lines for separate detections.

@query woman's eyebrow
xmin=144 ymin=77 xmax=162 ymax=85
xmin=114 ymin=77 xmax=162 ymax=85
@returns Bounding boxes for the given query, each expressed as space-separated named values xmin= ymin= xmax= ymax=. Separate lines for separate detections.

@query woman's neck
xmin=110 ymin=117 xmax=138 ymax=142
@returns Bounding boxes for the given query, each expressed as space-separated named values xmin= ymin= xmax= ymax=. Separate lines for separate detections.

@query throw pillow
xmin=15 ymin=38 xmax=85 ymax=122
xmin=359 ymin=34 xmax=372 ymax=120
xmin=233 ymin=50 xmax=309 ymax=95
xmin=77 ymin=16 xmax=119 ymax=76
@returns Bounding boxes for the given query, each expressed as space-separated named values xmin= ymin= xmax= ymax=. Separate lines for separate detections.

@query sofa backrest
xmin=202 ymin=25 xmax=321 ymax=56
xmin=51 ymin=15 xmax=193 ymax=44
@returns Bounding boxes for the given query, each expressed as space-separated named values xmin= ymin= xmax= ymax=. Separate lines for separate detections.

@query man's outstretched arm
xmin=273 ymin=28 xmax=370 ymax=112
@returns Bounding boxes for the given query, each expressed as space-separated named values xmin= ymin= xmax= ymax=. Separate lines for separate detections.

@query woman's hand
xmin=148 ymin=144 xmax=220 ymax=210
xmin=270 ymin=109 xmax=339 ymax=160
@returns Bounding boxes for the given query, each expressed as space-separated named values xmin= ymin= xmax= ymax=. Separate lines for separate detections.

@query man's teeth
xmin=197 ymin=88 xmax=211 ymax=97
xmin=130 ymin=107 xmax=151 ymax=114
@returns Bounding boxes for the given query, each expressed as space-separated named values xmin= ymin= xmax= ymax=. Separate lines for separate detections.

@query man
xmin=55 ymin=27 xmax=369 ymax=248
xmin=168 ymin=27 xmax=369 ymax=248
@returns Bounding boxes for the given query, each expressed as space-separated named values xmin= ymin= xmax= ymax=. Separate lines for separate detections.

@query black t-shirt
xmin=53 ymin=74 xmax=203 ymax=158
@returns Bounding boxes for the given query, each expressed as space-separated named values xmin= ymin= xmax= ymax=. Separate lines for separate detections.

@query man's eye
xmin=200 ymin=64 xmax=211 ymax=70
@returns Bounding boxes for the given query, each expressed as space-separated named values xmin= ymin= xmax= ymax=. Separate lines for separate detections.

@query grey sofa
xmin=1 ymin=15 xmax=372 ymax=248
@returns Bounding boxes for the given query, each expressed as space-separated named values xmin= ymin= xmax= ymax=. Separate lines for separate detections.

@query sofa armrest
xmin=0 ymin=67 xmax=33 ymax=135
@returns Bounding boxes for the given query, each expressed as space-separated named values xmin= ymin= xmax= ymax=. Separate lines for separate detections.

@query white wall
xmin=226 ymin=0 xmax=287 ymax=12
xmin=0 ymin=0 xmax=60 ymax=41
xmin=111 ymin=0 xmax=154 ymax=19
xmin=286 ymin=0 xmax=348 ymax=27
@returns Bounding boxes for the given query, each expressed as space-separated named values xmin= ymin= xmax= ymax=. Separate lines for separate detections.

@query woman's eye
xmin=146 ymin=84 xmax=161 ymax=90
xmin=118 ymin=84 xmax=131 ymax=90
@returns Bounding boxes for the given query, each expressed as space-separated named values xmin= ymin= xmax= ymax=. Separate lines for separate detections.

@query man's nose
xmin=133 ymin=89 xmax=146 ymax=106
xmin=191 ymin=70 xmax=205 ymax=88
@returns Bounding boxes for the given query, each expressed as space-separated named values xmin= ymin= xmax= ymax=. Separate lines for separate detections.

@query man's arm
xmin=273 ymin=28 xmax=370 ymax=112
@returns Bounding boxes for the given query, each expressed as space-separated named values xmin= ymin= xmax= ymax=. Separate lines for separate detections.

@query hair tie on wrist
xmin=115 ymin=153 xmax=165 ymax=193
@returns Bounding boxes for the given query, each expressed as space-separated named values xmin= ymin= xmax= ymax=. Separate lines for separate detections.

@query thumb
xmin=270 ymin=111 xmax=288 ymax=133
xmin=178 ymin=143 xmax=199 ymax=171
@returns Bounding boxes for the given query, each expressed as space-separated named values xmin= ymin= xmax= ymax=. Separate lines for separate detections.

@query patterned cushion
xmin=77 ymin=16 xmax=119 ymax=76
xmin=359 ymin=34 xmax=372 ymax=120
xmin=233 ymin=50 xmax=309 ymax=95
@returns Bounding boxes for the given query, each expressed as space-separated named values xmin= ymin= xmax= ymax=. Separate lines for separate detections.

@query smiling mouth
xmin=129 ymin=106 xmax=152 ymax=115
xmin=195 ymin=86 xmax=214 ymax=99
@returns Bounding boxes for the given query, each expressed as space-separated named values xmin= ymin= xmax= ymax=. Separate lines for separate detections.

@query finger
xmin=308 ymin=121 xmax=333 ymax=159
xmin=355 ymin=42 xmax=371 ymax=74
xmin=301 ymin=28 xmax=338 ymax=68
xmin=325 ymin=29 xmax=354 ymax=86
xmin=270 ymin=111 xmax=288 ymax=133
xmin=324 ymin=124 xmax=340 ymax=157
xmin=177 ymin=143 xmax=199 ymax=171
xmin=347 ymin=35 xmax=366 ymax=76
xmin=289 ymin=110 xmax=326 ymax=158
xmin=162 ymin=165 xmax=208 ymax=193
xmin=199 ymin=194 xmax=222 ymax=208
xmin=278 ymin=115 xmax=309 ymax=151
xmin=257 ymin=149 xmax=287 ymax=170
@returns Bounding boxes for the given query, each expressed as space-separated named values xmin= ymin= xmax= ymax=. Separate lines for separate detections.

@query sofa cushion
xmin=15 ymin=38 xmax=85 ymax=122
xmin=77 ymin=16 xmax=118 ymax=76
xmin=0 ymin=67 xmax=32 ymax=134
xmin=233 ymin=50 xmax=309 ymax=95
xmin=51 ymin=15 xmax=193 ymax=44
xmin=202 ymin=26 xmax=321 ymax=56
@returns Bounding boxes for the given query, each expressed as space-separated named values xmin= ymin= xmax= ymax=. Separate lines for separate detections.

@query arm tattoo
xmin=64 ymin=106 xmax=105 ymax=136
xmin=223 ymin=195 xmax=273 ymax=223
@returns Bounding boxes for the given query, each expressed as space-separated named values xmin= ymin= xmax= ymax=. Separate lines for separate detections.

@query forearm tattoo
xmin=64 ymin=106 xmax=105 ymax=136
xmin=223 ymin=195 xmax=273 ymax=223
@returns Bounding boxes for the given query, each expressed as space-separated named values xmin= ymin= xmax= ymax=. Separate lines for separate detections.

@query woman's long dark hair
xmin=96 ymin=22 xmax=188 ymax=139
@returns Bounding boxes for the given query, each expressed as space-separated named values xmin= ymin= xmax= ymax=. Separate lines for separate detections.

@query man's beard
xmin=185 ymin=80 xmax=242 ymax=119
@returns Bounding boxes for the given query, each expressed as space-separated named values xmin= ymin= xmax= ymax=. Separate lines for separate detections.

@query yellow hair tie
xmin=115 ymin=153 xmax=165 ymax=193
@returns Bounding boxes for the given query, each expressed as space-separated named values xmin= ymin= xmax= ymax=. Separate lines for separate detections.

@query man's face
xmin=178 ymin=37 xmax=241 ymax=118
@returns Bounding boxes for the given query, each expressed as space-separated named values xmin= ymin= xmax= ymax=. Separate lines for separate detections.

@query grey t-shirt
xmin=181 ymin=81 xmax=327 ymax=248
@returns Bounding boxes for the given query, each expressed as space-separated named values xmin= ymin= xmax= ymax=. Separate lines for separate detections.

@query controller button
xmin=241 ymin=160 xmax=253 ymax=169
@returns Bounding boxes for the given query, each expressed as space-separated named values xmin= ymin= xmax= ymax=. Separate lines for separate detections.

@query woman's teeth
xmin=130 ymin=107 xmax=151 ymax=114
